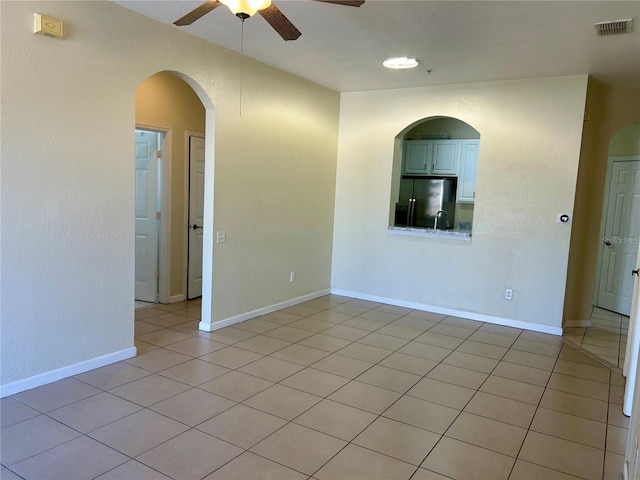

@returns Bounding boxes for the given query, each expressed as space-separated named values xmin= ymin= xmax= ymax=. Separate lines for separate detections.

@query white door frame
xmin=136 ymin=123 xmax=172 ymax=304
xmin=624 ymin=239 xmax=640 ymax=415
xmin=622 ymin=159 xmax=640 ymax=414
xmin=593 ymin=155 xmax=640 ymax=312
xmin=623 ymin=240 xmax=640 ymax=480
xmin=183 ymin=130 xmax=205 ymax=299
xmin=161 ymin=73 xmax=215 ymax=330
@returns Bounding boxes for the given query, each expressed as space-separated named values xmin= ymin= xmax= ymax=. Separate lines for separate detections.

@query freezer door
xmin=439 ymin=178 xmax=457 ymax=229
xmin=397 ymin=179 xmax=415 ymax=226
xmin=412 ymin=179 xmax=443 ymax=228
xmin=413 ymin=178 xmax=438 ymax=228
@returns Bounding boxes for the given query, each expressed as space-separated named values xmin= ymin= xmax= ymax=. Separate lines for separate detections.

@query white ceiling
xmin=115 ymin=0 xmax=640 ymax=92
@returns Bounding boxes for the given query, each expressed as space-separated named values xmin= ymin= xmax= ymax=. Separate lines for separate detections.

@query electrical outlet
xmin=216 ymin=231 xmax=226 ymax=244
xmin=290 ymin=272 xmax=295 ymax=283
xmin=505 ymin=288 xmax=513 ymax=300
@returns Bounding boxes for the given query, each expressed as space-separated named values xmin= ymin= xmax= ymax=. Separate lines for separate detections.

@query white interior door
xmin=598 ymin=160 xmax=640 ymax=316
xmin=135 ymin=130 xmax=160 ymax=302
xmin=187 ymin=135 xmax=205 ymax=299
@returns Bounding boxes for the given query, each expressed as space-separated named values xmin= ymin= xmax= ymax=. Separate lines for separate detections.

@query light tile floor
xmin=564 ymin=307 xmax=629 ymax=370
xmin=135 ymin=301 xmax=157 ymax=310
xmin=1 ymin=295 xmax=629 ymax=479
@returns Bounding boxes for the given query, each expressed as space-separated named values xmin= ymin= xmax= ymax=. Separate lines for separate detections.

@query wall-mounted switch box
xmin=34 ymin=14 xmax=63 ymax=38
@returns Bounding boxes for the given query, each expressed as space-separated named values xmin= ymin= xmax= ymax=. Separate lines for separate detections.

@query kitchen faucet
xmin=434 ymin=210 xmax=448 ymax=230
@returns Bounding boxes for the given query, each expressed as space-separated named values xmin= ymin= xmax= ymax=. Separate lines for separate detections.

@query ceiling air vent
xmin=594 ymin=18 xmax=632 ymax=36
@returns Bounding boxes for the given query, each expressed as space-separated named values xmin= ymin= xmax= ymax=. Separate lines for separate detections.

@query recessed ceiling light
xmin=383 ymin=56 xmax=419 ymax=70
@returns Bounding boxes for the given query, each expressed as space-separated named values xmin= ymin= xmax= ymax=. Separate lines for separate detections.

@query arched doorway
xmin=135 ymin=72 xmax=206 ymax=305
xmin=133 ymin=71 xmax=217 ymax=335
xmin=566 ymin=122 xmax=640 ymax=370
xmin=595 ymin=122 xmax=640 ymax=317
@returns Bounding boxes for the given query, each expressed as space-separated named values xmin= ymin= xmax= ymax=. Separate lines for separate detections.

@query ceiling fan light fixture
xmin=383 ymin=56 xmax=419 ymax=70
xmin=219 ymin=0 xmax=272 ymax=17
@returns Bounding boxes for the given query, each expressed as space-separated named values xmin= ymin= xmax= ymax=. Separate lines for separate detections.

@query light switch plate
xmin=216 ymin=231 xmax=226 ymax=244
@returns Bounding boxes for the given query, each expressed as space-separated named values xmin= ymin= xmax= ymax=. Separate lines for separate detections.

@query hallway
xmin=564 ymin=307 xmax=629 ymax=370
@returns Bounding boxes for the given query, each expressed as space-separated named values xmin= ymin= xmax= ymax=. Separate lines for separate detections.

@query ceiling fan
xmin=174 ymin=0 xmax=365 ymax=41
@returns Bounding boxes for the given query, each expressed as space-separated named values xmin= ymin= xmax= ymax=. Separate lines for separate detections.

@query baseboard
xmin=199 ymin=289 xmax=331 ymax=332
xmin=0 ymin=347 xmax=137 ymax=398
xmin=623 ymin=460 xmax=629 ymax=480
xmin=170 ymin=294 xmax=186 ymax=304
xmin=330 ymin=288 xmax=563 ymax=336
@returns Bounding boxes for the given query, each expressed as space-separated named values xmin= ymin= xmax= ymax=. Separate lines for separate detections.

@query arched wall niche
xmin=389 ymin=116 xmax=481 ymax=231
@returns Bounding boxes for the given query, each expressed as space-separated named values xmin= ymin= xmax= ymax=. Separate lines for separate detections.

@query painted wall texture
xmin=1 ymin=1 xmax=339 ymax=388
xmin=2 ymin=0 xmax=633 ymax=394
xmin=609 ymin=123 xmax=640 ymax=156
xmin=332 ymin=76 xmax=588 ymax=331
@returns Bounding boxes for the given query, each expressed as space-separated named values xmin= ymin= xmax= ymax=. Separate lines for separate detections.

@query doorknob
xmin=603 ymin=238 xmax=612 ymax=246
xmin=192 ymin=224 xmax=203 ymax=230
xmin=633 ymin=268 xmax=639 ymax=277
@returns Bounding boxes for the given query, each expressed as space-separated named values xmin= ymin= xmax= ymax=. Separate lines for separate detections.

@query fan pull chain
xmin=239 ymin=18 xmax=245 ymax=118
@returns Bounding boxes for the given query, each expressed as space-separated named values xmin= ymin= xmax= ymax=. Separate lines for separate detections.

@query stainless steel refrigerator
xmin=396 ymin=177 xmax=456 ymax=229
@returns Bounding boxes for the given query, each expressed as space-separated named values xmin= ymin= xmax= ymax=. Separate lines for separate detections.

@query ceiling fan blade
xmin=258 ymin=4 xmax=302 ymax=41
xmin=174 ymin=0 xmax=222 ymax=26
xmin=312 ymin=0 xmax=365 ymax=6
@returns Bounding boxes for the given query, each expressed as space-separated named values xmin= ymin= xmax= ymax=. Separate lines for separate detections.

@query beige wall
xmin=609 ymin=122 xmax=640 ymax=156
xmin=1 ymin=1 xmax=339 ymax=389
xmin=563 ymin=82 xmax=640 ymax=324
xmin=135 ymin=72 xmax=206 ymax=298
xmin=333 ymin=76 xmax=588 ymax=332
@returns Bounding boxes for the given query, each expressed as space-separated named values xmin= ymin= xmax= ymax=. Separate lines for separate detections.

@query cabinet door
xmin=403 ymin=141 xmax=431 ymax=174
xmin=431 ymin=141 xmax=459 ymax=175
xmin=457 ymin=140 xmax=479 ymax=203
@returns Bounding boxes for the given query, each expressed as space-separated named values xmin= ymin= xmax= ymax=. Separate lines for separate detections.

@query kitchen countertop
xmin=388 ymin=226 xmax=472 ymax=240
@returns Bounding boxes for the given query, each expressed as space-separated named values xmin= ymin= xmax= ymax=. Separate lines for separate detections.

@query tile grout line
xmin=505 ymin=340 xmax=565 ymax=480
xmin=5 ymin=297 xmax=625 ymax=480
xmin=205 ymin=308 xmax=472 ymax=478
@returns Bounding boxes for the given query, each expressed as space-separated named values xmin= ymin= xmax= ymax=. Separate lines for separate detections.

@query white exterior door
xmin=134 ymin=130 xmax=160 ymax=302
xmin=187 ymin=135 xmax=205 ymax=299
xmin=598 ymin=160 xmax=640 ymax=316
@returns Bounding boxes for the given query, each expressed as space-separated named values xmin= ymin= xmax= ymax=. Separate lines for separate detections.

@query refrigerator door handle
xmin=408 ymin=198 xmax=415 ymax=226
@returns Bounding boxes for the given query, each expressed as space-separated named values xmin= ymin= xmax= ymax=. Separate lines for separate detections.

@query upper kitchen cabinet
xmin=402 ymin=140 xmax=458 ymax=176
xmin=432 ymin=140 xmax=459 ymax=175
xmin=403 ymin=141 xmax=432 ymax=174
xmin=457 ymin=140 xmax=480 ymax=203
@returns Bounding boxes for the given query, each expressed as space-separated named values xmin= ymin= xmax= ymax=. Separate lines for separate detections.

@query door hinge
xmin=155 ymin=150 xmax=161 ymax=160
xmin=156 ymin=212 xmax=161 ymax=221
xmin=156 ymin=271 xmax=161 ymax=279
